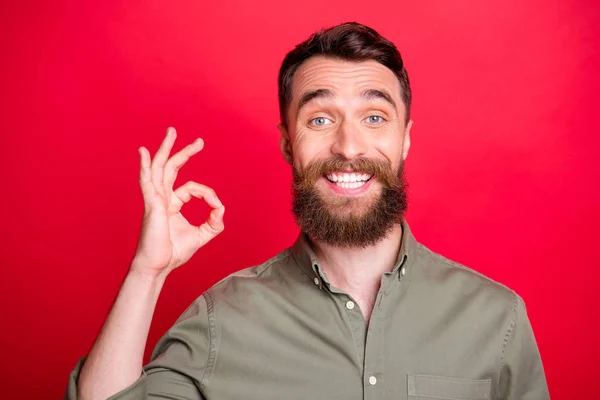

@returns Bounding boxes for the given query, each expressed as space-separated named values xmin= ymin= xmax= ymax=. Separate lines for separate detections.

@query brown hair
xmin=278 ymin=22 xmax=412 ymax=128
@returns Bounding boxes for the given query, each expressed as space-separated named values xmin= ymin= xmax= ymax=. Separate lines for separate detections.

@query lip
xmin=322 ymin=175 xmax=374 ymax=196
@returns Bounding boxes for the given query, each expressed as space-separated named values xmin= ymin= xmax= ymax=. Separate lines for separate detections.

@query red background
xmin=1 ymin=1 xmax=599 ymax=398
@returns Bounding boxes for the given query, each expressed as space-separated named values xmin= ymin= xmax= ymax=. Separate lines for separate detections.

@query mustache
xmin=292 ymin=156 xmax=402 ymax=191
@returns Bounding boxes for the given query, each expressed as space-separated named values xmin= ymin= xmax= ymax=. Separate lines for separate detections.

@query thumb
xmin=198 ymin=205 xmax=225 ymax=244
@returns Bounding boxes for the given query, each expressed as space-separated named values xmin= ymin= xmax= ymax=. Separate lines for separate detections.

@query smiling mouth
xmin=325 ymin=172 xmax=374 ymax=189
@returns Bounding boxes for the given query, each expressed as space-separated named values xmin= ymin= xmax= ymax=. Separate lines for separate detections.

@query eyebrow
xmin=296 ymin=89 xmax=334 ymax=115
xmin=295 ymin=87 xmax=398 ymax=115
xmin=361 ymin=89 xmax=397 ymax=110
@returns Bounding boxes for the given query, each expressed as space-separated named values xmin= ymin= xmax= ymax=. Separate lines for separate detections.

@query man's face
xmin=280 ymin=56 xmax=412 ymax=247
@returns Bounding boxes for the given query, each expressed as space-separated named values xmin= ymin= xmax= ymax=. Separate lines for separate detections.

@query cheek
xmin=292 ymin=128 xmax=334 ymax=167
xmin=374 ymin=131 xmax=405 ymax=165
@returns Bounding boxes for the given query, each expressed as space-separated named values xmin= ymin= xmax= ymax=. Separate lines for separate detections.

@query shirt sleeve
xmin=501 ymin=294 xmax=550 ymax=400
xmin=64 ymin=295 xmax=212 ymax=400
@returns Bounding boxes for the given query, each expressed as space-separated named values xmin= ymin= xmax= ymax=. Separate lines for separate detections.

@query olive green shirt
xmin=65 ymin=220 xmax=549 ymax=399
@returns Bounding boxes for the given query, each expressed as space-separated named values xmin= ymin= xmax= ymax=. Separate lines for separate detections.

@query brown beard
xmin=292 ymin=156 xmax=408 ymax=248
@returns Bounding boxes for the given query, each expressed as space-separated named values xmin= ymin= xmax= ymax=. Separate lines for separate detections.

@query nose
xmin=330 ymin=121 xmax=367 ymax=160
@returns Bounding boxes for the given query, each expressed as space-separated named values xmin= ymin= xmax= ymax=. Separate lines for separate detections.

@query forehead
xmin=291 ymin=56 xmax=401 ymax=104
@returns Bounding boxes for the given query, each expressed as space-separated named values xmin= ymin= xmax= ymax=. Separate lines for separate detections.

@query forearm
xmin=77 ymin=266 xmax=166 ymax=400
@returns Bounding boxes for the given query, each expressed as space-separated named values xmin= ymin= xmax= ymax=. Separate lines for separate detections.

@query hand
xmin=131 ymin=127 xmax=225 ymax=278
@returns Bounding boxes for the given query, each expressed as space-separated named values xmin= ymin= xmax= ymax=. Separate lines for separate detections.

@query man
xmin=66 ymin=22 xmax=549 ymax=400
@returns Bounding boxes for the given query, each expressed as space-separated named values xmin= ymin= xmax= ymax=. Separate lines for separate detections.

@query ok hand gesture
xmin=131 ymin=127 xmax=225 ymax=278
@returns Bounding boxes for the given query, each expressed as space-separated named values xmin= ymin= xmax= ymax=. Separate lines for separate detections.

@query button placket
xmin=363 ymin=284 xmax=386 ymax=398
xmin=339 ymin=295 xmax=367 ymax=380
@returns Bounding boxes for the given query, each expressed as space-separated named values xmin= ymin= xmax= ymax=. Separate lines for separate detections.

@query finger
xmin=198 ymin=204 xmax=225 ymax=239
xmin=151 ymin=127 xmax=177 ymax=194
xmin=173 ymin=181 xmax=225 ymax=242
xmin=173 ymin=181 xmax=223 ymax=209
xmin=138 ymin=146 xmax=156 ymax=201
xmin=164 ymin=138 xmax=204 ymax=190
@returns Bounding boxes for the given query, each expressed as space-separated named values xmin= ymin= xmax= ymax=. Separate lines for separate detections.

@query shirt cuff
xmin=64 ymin=356 xmax=148 ymax=400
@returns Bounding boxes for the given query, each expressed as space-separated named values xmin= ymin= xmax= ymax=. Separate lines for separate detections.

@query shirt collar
xmin=290 ymin=219 xmax=418 ymax=290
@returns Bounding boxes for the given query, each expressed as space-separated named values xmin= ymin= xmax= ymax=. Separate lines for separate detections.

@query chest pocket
xmin=407 ymin=373 xmax=492 ymax=400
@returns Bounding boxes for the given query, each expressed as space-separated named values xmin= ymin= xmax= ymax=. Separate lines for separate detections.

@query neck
xmin=309 ymin=223 xmax=404 ymax=322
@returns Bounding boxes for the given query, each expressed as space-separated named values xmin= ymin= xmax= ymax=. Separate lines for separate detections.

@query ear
xmin=402 ymin=119 xmax=413 ymax=161
xmin=278 ymin=123 xmax=293 ymax=165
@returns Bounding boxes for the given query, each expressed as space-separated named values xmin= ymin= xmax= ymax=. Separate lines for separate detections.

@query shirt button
xmin=345 ymin=301 xmax=355 ymax=310
xmin=313 ymin=277 xmax=320 ymax=286
xmin=401 ymin=267 xmax=406 ymax=276
xmin=369 ymin=376 xmax=377 ymax=385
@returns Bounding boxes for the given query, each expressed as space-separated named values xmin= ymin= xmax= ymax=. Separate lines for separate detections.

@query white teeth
xmin=335 ymin=181 xmax=366 ymax=189
xmin=326 ymin=172 xmax=373 ymax=184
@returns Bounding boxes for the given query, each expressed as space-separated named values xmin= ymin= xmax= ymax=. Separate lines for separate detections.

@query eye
xmin=309 ymin=117 xmax=333 ymax=127
xmin=364 ymin=115 xmax=386 ymax=125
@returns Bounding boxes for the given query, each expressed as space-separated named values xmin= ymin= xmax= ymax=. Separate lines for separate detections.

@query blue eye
xmin=365 ymin=115 xmax=385 ymax=124
xmin=309 ymin=117 xmax=332 ymax=127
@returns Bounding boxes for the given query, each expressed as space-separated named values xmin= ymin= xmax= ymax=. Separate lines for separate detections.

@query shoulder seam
xmin=501 ymin=292 xmax=519 ymax=364
xmin=496 ymin=294 xmax=518 ymax=400
xmin=200 ymin=291 xmax=217 ymax=390
xmin=198 ymin=250 xmax=295 ymax=388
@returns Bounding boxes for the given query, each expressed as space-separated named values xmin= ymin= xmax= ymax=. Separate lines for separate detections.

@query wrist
xmin=129 ymin=257 xmax=171 ymax=280
xmin=127 ymin=263 xmax=169 ymax=290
